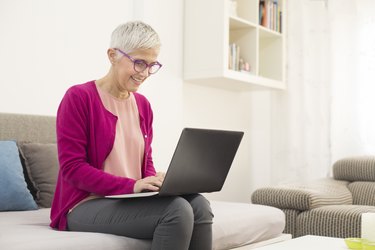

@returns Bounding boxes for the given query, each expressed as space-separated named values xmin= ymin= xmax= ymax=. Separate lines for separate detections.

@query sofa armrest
xmin=251 ymin=178 xmax=353 ymax=211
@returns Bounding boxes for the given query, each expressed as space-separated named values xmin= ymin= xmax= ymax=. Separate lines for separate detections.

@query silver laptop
xmin=105 ymin=128 xmax=244 ymax=199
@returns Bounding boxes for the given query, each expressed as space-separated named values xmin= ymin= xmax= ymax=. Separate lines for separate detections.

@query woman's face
xmin=111 ymin=47 xmax=160 ymax=93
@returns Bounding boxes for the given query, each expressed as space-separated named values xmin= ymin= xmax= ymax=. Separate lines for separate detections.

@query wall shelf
xmin=184 ymin=0 xmax=286 ymax=91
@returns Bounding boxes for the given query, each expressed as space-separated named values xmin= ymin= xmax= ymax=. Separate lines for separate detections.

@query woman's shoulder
xmin=133 ymin=92 xmax=153 ymax=117
xmin=66 ymin=81 xmax=96 ymax=96
xmin=133 ymin=92 xmax=151 ymax=106
xmin=61 ymin=81 xmax=100 ymax=109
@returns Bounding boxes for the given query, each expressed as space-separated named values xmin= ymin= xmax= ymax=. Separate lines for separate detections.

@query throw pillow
xmin=18 ymin=142 xmax=59 ymax=208
xmin=0 ymin=140 xmax=38 ymax=211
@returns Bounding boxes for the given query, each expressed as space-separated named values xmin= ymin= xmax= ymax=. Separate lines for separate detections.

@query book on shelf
xmin=228 ymin=43 xmax=240 ymax=71
xmin=228 ymin=43 xmax=252 ymax=73
xmin=259 ymin=0 xmax=282 ymax=33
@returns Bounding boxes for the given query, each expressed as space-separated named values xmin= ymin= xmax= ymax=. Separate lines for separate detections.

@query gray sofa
xmin=0 ymin=112 xmax=289 ymax=250
xmin=251 ymin=156 xmax=375 ymax=238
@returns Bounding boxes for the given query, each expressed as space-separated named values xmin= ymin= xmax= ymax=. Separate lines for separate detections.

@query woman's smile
xmin=131 ymin=75 xmax=145 ymax=86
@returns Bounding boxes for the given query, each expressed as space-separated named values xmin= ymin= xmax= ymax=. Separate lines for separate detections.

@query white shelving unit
xmin=184 ymin=0 xmax=286 ymax=91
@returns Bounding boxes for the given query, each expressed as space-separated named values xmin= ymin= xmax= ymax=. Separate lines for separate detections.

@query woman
xmin=50 ymin=21 xmax=213 ymax=249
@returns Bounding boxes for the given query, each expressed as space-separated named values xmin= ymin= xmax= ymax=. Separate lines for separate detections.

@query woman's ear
xmin=107 ymin=48 xmax=117 ymax=64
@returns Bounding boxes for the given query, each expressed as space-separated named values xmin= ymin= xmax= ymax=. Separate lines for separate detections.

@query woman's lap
xmin=67 ymin=194 xmax=212 ymax=240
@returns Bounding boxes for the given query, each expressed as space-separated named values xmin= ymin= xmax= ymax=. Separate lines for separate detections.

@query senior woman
xmin=50 ymin=21 xmax=213 ymax=250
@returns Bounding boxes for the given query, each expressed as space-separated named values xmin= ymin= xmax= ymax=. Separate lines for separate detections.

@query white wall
xmin=0 ymin=0 xmax=136 ymax=115
xmin=0 ymin=0 xmax=276 ymax=202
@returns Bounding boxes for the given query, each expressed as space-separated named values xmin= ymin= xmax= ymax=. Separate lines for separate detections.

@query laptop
xmin=105 ymin=128 xmax=244 ymax=199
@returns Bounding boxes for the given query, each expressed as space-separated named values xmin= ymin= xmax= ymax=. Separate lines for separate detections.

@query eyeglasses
xmin=114 ymin=48 xmax=162 ymax=74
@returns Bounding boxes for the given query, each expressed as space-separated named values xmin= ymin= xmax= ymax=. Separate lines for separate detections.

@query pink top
xmin=97 ymin=86 xmax=144 ymax=179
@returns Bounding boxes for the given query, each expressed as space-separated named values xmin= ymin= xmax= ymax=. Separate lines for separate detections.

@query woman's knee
xmin=186 ymin=194 xmax=214 ymax=224
xmin=161 ymin=197 xmax=194 ymax=228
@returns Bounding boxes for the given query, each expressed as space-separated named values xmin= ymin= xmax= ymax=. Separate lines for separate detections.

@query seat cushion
xmin=296 ymin=205 xmax=375 ymax=238
xmin=0 ymin=201 xmax=286 ymax=250
xmin=0 ymin=208 xmax=151 ymax=250
xmin=211 ymin=201 xmax=285 ymax=250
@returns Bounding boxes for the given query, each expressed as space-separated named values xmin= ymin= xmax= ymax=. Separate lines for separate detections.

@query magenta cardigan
xmin=50 ymin=81 xmax=156 ymax=230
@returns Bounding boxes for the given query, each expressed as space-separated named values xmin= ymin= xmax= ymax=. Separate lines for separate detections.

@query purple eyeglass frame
xmin=114 ymin=48 xmax=162 ymax=74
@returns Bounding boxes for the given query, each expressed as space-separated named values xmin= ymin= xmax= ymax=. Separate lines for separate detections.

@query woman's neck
xmin=96 ymin=73 xmax=130 ymax=100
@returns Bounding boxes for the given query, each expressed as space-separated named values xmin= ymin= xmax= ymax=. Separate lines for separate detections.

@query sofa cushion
xmin=0 ymin=202 xmax=288 ymax=250
xmin=18 ymin=142 xmax=59 ymax=208
xmin=251 ymin=178 xmax=352 ymax=211
xmin=348 ymin=182 xmax=375 ymax=206
xmin=0 ymin=140 xmax=38 ymax=211
xmin=210 ymin=201 xmax=286 ymax=249
xmin=333 ymin=156 xmax=375 ymax=182
xmin=296 ymin=205 xmax=375 ymax=238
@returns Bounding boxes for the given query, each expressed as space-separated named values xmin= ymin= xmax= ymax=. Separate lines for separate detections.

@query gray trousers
xmin=67 ymin=194 xmax=213 ymax=250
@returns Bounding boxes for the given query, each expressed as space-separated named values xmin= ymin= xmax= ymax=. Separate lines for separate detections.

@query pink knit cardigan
xmin=50 ymin=81 xmax=156 ymax=230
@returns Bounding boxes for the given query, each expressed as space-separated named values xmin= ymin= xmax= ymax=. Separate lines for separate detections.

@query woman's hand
xmin=133 ymin=172 xmax=166 ymax=193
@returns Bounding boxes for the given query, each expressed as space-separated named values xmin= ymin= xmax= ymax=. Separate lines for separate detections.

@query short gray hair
xmin=110 ymin=21 xmax=161 ymax=54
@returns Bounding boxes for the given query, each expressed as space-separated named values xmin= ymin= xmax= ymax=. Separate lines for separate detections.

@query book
xmin=259 ymin=0 xmax=282 ymax=33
